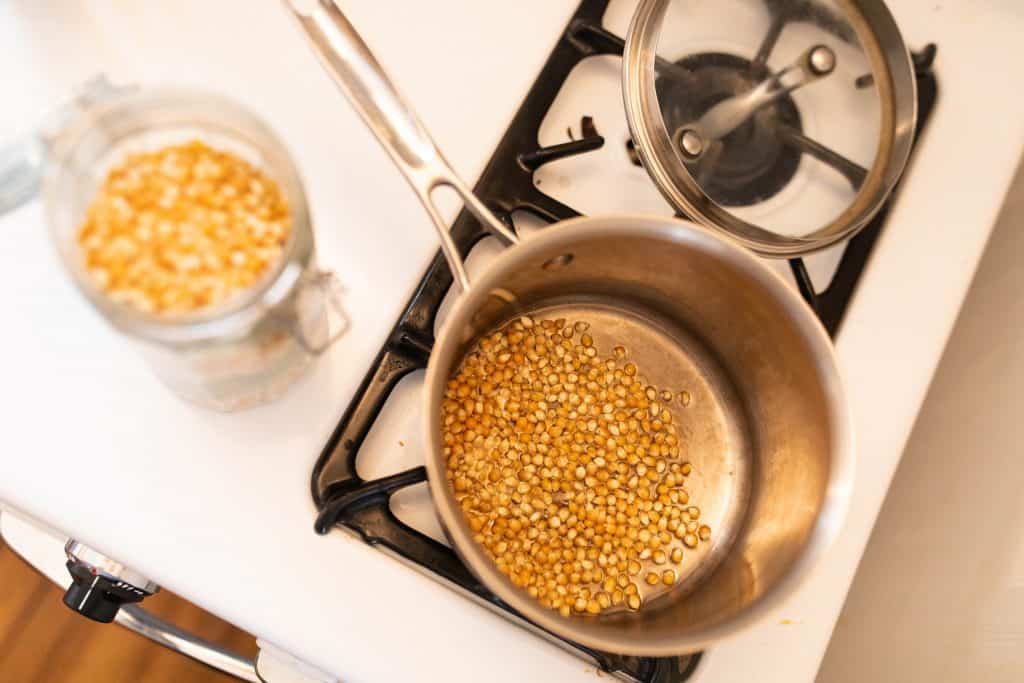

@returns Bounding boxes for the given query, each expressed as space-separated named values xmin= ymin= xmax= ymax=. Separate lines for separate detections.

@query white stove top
xmin=1 ymin=1 xmax=1023 ymax=682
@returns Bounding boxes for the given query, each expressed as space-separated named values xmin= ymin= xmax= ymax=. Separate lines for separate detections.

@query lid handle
xmin=678 ymin=44 xmax=836 ymax=159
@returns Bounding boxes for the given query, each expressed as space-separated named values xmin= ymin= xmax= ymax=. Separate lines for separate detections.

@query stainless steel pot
xmin=286 ymin=0 xmax=853 ymax=656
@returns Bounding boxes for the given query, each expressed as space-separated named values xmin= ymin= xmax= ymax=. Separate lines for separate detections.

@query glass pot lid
xmin=623 ymin=0 xmax=917 ymax=256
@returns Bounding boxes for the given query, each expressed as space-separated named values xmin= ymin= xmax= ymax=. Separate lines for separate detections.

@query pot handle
xmin=284 ymin=0 xmax=518 ymax=292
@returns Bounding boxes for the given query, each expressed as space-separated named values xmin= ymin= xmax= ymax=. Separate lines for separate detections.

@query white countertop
xmin=1 ymin=1 xmax=1023 ymax=682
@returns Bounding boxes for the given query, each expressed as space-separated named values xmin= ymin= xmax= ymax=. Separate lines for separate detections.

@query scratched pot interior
xmin=491 ymin=299 xmax=752 ymax=605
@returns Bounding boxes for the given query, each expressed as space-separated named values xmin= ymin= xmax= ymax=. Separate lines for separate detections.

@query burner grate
xmin=310 ymin=1 xmax=937 ymax=680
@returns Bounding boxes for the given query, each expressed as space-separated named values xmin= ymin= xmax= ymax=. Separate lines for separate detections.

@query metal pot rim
xmin=422 ymin=214 xmax=854 ymax=655
xmin=621 ymin=0 xmax=918 ymax=257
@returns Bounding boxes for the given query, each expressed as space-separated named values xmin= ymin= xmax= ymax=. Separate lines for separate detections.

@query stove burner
xmin=655 ymin=52 xmax=803 ymax=208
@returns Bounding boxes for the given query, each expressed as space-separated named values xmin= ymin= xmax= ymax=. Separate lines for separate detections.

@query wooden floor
xmin=0 ymin=539 xmax=257 ymax=682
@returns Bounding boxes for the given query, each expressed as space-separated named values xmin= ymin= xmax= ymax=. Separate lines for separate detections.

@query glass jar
xmin=42 ymin=84 xmax=345 ymax=411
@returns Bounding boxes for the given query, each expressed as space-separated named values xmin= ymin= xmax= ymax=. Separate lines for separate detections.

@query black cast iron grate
xmin=310 ymin=1 xmax=938 ymax=680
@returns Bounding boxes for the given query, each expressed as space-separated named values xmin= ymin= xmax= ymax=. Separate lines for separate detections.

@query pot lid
xmin=623 ymin=0 xmax=917 ymax=257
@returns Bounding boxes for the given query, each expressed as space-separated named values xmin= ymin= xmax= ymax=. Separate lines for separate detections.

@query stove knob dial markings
xmin=62 ymin=540 xmax=160 ymax=623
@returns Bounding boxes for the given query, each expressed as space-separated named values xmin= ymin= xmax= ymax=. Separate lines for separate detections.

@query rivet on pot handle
xmin=283 ymin=0 xmax=518 ymax=293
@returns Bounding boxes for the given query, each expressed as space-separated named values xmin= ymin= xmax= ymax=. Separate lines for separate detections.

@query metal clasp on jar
xmin=282 ymin=268 xmax=348 ymax=355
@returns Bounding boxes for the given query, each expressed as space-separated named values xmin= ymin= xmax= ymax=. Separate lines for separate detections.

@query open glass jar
xmin=43 ymin=84 xmax=345 ymax=411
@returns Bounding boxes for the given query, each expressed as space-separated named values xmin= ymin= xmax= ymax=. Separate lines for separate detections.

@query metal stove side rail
xmin=315 ymin=468 xmax=701 ymax=683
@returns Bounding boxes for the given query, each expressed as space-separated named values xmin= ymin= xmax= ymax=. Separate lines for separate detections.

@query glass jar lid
xmin=623 ymin=0 xmax=917 ymax=256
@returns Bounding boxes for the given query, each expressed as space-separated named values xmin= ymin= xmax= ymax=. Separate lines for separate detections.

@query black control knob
xmin=62 ymin=540 xmax=159 ymax=623
xmin=63 ymin=560 xmax=150 ymax=622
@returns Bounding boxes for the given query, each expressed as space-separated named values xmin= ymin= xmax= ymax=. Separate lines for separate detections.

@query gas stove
xmin=310 ymin=1 xmax=936 ymax=680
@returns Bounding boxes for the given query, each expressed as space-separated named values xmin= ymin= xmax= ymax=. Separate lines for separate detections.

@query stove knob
xmin=62 ymin=540 xmax=159 ymax=623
